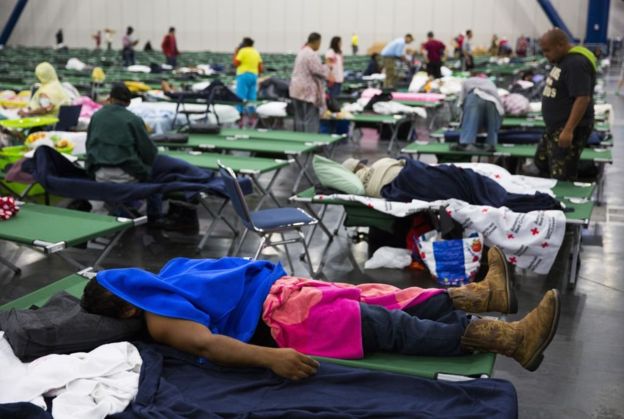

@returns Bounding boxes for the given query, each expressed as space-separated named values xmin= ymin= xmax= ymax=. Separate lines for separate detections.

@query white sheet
xmin=372 ymin=101 xmax=427 ymax=119
xmin=128 ymin=101 xmax=240 ymax=134
xmin=0 ymin=333 xmax=142 ymax=419
xmin=449 ymin=163 xmax=557 ymax=196
xmin=257 ymin=101 xmax=288 ymax=118
xmin=314 ymin=194 xmax=566 ymax=275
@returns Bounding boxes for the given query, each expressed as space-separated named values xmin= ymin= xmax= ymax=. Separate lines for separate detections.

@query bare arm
xmin=563 ymin=96 xmax=591 ymax=132
xmin=18 ymin=104 xmax=54 ymax=117
xmin=145 ymin=312 xmax=319 ymax=380
xmin=558 ymin=96 xmax=591 ymax=148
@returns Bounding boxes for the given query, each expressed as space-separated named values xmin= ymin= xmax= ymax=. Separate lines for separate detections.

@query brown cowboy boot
xmin=460 ymin=289 xmax=560 ymax=371
xmin=447 ymin=246 xmax=518 ymax=314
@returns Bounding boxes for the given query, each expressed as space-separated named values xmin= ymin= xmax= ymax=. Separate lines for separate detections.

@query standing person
xmin=453 ymin=33 xmax=464 ymax=59
xmin=54 ymin=29 xmax=66 ymax=50
xmin=616 ymin=64 xmax=624 ymax=95
xmin=233 ymin=37 xmax=263 ymax=123
xmin=380 ymin=34 xmax=414 ymax=89
xmin=289 ymin=32 xmax=332 ymax=133
xmin=161 ymin=27 xmax=180 ymax=67
xmin=516 ymin=35 xmax=528 ymax=57
xmin=325 ymin=36 xmax=344 ymax=99
xmin=121 ymin=26 xmax=139 ymax=67
xmin=462 ymin=30 xmax=474 ymax=70
xmin=489 ymin=34 xmax=499 ymax=56
xmin=421 ymin=31 xmax=446 ymax=79
xmin=104 ymin=28 xmax=115 ymax=51
xmin=92 ymin=30 xmax=102 ymax=50
xmin=351 ymin=33 xmax=359 ymax=55
xmin=535 ymin=28 xmax=596 ymax=181
xmin=451 ymin=76 xmax=503 ymax=152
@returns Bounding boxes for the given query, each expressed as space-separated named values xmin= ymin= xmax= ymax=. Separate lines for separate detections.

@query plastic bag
xmin=416 ymin=230 xmax=483 ymax=286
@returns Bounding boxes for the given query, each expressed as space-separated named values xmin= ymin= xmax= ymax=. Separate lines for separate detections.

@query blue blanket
xmin=97 ymin=257 xmax=286 ymax=342
xmin=22 ymin=146 xmax=252 ymax=202
xmin=382 ymin=159 xmax=561 ymax=213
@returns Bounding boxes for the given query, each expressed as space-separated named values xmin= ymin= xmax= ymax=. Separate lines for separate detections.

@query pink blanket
xmin=360 ymin=88 xmax=445 ymax=103
xmin=73 ymin=96 xmax=102 ymax=118
xmin=262 ymin=276 xmax=444 ymax=359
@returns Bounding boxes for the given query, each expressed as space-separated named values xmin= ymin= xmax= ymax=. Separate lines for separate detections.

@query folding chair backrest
xmin=218 ymin=163 xmax=254 ymax=229
xmin=55 ymin=104 xmax=82 ymax=131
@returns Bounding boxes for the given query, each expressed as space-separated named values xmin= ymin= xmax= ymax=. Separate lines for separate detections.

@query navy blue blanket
xmin=113 ymin=343 xmax=517 ymax=419
xmin=23 ymin=146 xmax=252 ymax=202
xmin=382 ymin=159 xmax=561 ymax=213
xmin=0 ymin=344 xmax=518 ymax=418
xmin=443 ymin=129 xmax=604 ymax=145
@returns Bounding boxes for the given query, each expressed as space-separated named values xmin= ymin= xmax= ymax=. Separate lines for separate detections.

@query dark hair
xmin=169 ymin=27 xmax=175 ymax=33
xmin=466 ymin=29 xmax=473 ymax=36
xmin=371 ymin=52 xmax=379 ymax=59
xmin=127 ymin=26 xmax=134 ymax=35
xmin=427 ymin=31 xmax=434 ymax=38
xmin=241 ymin=37 xmax=254 ymax=48
xmin=307 ymin=32 xmax=321 ymax=44
xmin=405 ymin=33 xmax=413 ymax=39
xmin=329 ymin=36 xmax=342 ymax=54
xmin=110 ymin=82 xmax=132 ymax=103
xmin=81 ymin=278 xmax=136 ymax=318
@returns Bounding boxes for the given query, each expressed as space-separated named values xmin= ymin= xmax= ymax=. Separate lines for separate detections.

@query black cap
xmin=110 ymin=83 xmax=132 ymax=103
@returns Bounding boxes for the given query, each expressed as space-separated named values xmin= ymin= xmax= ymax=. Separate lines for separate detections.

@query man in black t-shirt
xmin=535 ymin=29 xmax=596 ymax=181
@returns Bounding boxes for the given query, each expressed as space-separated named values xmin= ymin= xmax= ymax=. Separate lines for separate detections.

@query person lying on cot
xmin=81 ymin=247 xmax=560 ymax=381
xmin=18 ymin=62 xmax=71 ymax=118
xmin=337 ymin=157 xmax=561 ymax=213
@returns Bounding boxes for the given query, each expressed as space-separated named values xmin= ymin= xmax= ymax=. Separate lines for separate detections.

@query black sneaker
xmin=482 ymin=144 xmax=496 ymax=153
xmin=67 ymin=199 xmax=92 ymax=212
xmin=163 ymin=201 xmax=200 ymax=234
xmin=451 ymin=143 xmax=481 ymax=152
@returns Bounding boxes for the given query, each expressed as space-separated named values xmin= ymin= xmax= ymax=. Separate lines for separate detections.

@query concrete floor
xmin=2 ymin=79 xmax=624 ymax=419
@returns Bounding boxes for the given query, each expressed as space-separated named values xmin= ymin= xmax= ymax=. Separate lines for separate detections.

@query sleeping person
xmin=338 ymin=157 xmax=562 ymax=213
xmin=81 ymin=248 xmax=560 ymax=381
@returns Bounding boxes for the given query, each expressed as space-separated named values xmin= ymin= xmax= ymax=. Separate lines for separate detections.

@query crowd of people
xmin=40 ymin=26 xmax=601 ymax=183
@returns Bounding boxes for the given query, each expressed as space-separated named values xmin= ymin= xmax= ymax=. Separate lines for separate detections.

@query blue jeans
xmin=459 ymin=92 xmax=501 ymax=145
xmin=360 ymin=293 xmax=469 ymax=356
xmin=122 ymin=48 xmax=135 ymax=66
xmin=166 ymin=55 xmax=177 ymax=67
xmin=235 ymin=72 xmax=258 ymax=114
xmin=327 ymin=82 xmax=342 ymax=99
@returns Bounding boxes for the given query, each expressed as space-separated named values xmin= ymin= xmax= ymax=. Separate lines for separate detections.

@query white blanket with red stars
xmin=315 ymin=194 xmax=566 ymax=275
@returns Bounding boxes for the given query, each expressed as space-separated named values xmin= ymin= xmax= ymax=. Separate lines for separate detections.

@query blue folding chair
xmin=218 ymin=162 xmax=317 ymax=275
xmin=54 ymin=104 xmax=82 ymax=131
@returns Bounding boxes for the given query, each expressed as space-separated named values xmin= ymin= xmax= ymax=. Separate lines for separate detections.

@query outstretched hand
xmin=268 ymin=348 xmax=320 ymax=381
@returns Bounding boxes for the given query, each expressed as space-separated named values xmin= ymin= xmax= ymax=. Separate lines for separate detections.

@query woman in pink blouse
xmin=325 ymin=36 xmax=344 ymax=99
xmin=289 ymin=32 xmax=333 ymax=132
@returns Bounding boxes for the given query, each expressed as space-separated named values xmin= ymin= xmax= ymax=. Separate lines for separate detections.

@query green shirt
xmin=85 ymin=104 xmax=157 ymax=180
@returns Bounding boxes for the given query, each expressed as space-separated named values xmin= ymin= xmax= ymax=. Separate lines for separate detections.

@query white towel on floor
xmin=0 ymin=333 xmax=142 ymax=419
